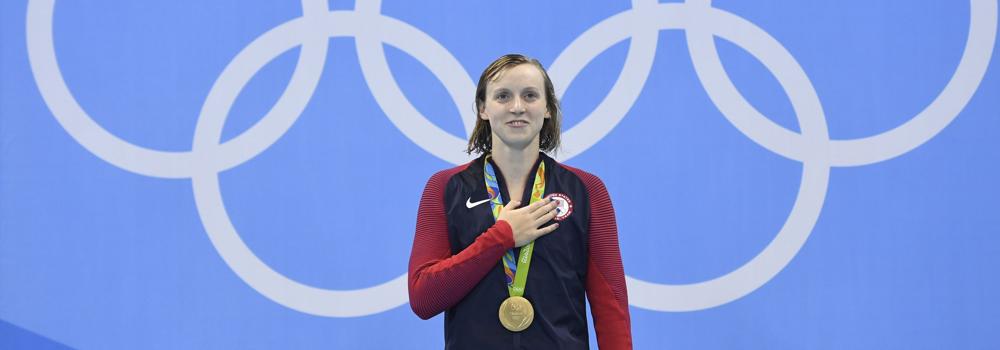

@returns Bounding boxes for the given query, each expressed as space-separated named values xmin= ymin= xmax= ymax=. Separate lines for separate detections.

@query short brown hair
xmin=466 ymin=54 xmax=562 ymax=155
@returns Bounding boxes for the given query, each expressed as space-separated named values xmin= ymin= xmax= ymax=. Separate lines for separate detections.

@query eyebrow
xmin=491 ymin=86 xmax=541 ymax=93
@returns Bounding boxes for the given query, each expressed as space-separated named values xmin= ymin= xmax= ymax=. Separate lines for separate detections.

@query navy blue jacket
xmin=409 ymin=153 xmax=632 ymax=349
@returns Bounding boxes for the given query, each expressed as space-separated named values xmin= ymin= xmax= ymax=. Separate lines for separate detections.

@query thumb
xmin=504 ymin=200 xmax=521 ymax=210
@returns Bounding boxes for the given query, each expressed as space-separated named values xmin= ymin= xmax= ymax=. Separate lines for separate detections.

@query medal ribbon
xmin=484 ymin=156 xmax=545 ymax=297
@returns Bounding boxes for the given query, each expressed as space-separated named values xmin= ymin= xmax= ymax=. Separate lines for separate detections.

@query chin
xmin=491 ymin=123 xmax=543 ymax=146
xmin=492 ymin=133 xmax=536 ymax=150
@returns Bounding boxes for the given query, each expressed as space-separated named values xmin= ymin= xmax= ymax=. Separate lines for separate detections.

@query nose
xmin=509 ymin=96 xmax=526 ymax=114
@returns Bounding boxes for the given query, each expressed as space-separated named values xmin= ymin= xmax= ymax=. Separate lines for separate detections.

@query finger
xmin=536 ymin=223 xmax=560 ymax=237
xmin=531 ymin=201 xmax=559 ymax=219
xmin=533 ymin=209 xmax=558 ymax=226
xmin=529 ymin=198 xmax=556 ymax=214
xmin=526 ymin=198 xmax=548 ymax=212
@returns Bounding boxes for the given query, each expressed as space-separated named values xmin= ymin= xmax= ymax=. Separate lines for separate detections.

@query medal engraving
xmin=498 ymin=296 xmax=534 ymax=332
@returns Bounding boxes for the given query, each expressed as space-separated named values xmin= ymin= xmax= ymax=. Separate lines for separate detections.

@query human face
xmin=479 ymin=63 xmax=551 ymax=152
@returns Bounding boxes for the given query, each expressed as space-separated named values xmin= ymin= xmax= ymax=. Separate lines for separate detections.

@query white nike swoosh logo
xmin=466 ymin=197 xmax=491 ymax=209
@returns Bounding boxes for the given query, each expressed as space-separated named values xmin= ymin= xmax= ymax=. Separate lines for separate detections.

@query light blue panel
xmin=1 ymin=0 xmax=997 ymax=349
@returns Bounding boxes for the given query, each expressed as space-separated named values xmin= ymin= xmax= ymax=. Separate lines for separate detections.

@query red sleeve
xmin=408 ymin=166 xmax=515 ymax=320
xmin=567 ymin=166 xmax=633 ymax=349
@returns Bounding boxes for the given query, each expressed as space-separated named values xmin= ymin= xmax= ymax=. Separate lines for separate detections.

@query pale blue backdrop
xmin=1 ymin=0 xmax=998 ymax=349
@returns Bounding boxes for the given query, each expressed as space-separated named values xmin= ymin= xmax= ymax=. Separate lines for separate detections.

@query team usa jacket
xmin=408 ymin=153 xmax=632 ymax=349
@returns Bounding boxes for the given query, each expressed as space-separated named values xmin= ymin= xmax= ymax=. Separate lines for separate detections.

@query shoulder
xmin=427 ymin=162 xmax=472 ymax=184
xmin=424 ymin=157 xmax=482 ymax=186
xmin=557 ymin=162 xmax=609 ymax=195
xmin=418 ymin=162 xmax=475 ymax=206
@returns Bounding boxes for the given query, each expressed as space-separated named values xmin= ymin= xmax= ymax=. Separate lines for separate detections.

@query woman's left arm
xmin=570 ymin=169 xmax=633 ymax=350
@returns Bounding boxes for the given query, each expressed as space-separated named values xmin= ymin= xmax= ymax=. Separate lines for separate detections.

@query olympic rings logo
xmin=26 ymin=0 xmax=997 ymax=316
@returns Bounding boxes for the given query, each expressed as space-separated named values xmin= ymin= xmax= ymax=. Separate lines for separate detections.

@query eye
xmin=523 ymin=92 xmax=539 ymax=102
xmin=495 ymin=92 xmax=510 ymax=102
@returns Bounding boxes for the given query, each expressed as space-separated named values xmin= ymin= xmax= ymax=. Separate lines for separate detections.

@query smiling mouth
xmin=507 ymin=120 xmax=529 ymax=127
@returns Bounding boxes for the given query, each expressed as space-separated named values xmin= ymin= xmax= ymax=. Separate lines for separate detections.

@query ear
xmin=479 ymin=107 xmax=489 ymax=120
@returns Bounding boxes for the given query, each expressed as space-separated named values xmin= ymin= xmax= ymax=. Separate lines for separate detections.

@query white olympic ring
xmin=26 ymin=0 xmax=996 ymax=316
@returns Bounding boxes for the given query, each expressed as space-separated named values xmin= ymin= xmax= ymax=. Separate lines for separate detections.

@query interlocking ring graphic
xmin=27 ymin=0 xmax=997 ymax=316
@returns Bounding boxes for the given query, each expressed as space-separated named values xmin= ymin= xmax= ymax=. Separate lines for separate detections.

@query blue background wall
xmin=2 ymin=0 xmax=998 ymax=348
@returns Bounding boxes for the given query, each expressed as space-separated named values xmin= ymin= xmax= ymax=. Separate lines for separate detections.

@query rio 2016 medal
xmin=498 ymin=296 xmax=534 ymax=332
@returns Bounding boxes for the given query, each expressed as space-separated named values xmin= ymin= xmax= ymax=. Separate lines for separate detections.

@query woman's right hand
xmin=496 ymin=198 xmax=560 ymax=247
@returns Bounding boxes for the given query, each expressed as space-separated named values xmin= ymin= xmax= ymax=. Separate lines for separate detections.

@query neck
xmin=490 ymin=139 xmax=540 ymax=184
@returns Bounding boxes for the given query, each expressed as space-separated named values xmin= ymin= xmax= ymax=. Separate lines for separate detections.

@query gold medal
xmin=498 ymin=296 xmax=534 ymax=332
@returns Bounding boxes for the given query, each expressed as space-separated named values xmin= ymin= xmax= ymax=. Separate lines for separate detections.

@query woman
xmin=408 ymin=54 xmax=631 ymax=349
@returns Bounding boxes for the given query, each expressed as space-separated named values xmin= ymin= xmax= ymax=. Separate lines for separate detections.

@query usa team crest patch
xmin=544 ymin=193 xmax=573 ymax=221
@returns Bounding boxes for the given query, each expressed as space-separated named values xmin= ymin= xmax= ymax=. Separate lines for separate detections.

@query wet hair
xmin=466 ymin=54 xmax=562 ymax=155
